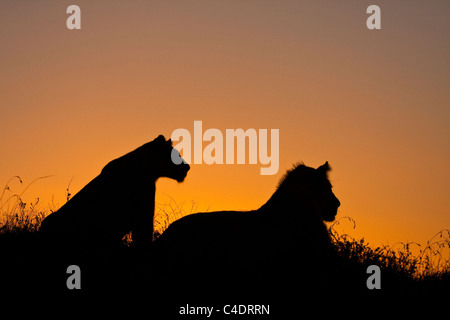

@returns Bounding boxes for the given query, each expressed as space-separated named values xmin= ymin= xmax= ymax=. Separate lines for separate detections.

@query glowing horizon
xmin=1 ymin=1 xmax=449 ymax=250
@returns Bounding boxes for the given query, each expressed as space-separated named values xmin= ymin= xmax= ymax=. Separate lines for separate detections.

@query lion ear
xmin=154 ymin=135 xmax=166 ymax=144
xmin=317 ymin=161 xmax=331 ymax=175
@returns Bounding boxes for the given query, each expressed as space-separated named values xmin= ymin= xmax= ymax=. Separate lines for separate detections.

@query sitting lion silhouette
xmin=40 ymin=135 xmax=190 ymax=249
xmin=153 ymin=162 xmax=340 ymax=299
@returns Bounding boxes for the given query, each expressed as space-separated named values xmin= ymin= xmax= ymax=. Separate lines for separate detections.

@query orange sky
xmin=1 ymin=1 xmax=449 ymax=248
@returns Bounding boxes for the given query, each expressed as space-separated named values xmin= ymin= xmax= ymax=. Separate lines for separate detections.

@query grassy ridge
xmin=1 ymin=177 xmax=449 ymax=297
xmin=329 ymin=217 xmax=450 ymax=281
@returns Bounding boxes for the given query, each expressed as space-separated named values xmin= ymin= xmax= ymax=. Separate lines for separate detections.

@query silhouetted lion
xmin=154 ymin=162 xmax=340 ymax=299
xmin=40 ymin=135 xmax=190 ymax=249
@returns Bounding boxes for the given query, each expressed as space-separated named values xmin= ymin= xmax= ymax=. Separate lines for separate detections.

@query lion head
xmin=152 ymin=135 xmax=190 ymax=182
xmin=274 ymin=161 xmax=340 ymax=221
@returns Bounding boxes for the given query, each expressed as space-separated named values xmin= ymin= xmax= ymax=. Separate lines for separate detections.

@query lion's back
xmin=39 ymin=173 xmax=132 ymax=242
xmin=159 ymin=210 xmax=256 ymax=240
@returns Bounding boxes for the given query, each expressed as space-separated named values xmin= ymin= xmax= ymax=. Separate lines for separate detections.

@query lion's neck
xmin=258 ymin=189 xmax=312 ymax=217
xmin=258 ymin=190 xmax=289 ymax=213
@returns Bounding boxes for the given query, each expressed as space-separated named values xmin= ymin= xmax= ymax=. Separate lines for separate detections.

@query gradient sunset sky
xmin=1 ymin=1 xmax=449 ymax=248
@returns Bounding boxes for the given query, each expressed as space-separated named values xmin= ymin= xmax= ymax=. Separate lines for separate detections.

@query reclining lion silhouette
xmin=40 ymin=135 xmax=190 ymax=249
xmin=154 ymin=162 xmax=340 ymax=298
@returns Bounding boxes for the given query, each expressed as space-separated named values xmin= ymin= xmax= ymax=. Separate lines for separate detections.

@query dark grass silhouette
xmin=1 ymin=158 xmax=449 ymax=310
xmin=329 ymin=218 xmax=450 ymax=296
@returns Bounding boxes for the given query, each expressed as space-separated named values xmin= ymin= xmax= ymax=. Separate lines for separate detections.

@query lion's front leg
xmin=130 ymin=195 xmax=155 ymax=250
